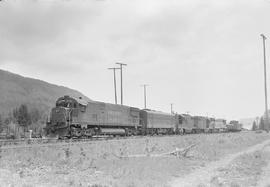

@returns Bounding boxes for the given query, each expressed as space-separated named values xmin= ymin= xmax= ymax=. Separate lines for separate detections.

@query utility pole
xmin=116 ymin=62 xmax=127 ymax=105
xmin=108 ymin=67 xmax=120 ymax=104
xmin=170 ymin=103 xmax=173 ymax=114
xmin=141 ymin=84 xmax=149 ymax=109
xmin=261 ymin=34 xmax=269 ymax=132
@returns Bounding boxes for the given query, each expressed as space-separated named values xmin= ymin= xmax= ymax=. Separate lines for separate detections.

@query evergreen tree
xmin=30 ymin=108 xmax=41 ymax=124
xmin=259 ymin=117 xmax=264 ymax=130
xmin=12 ymin=107 xmax=19 ymax=123
xmin=4 ymin=118 xmax=9 ymax=126
xmin=17 ymin=104 xmax=31 ymax=132
xmin=251 ymin=121 xmax=257 ymax=131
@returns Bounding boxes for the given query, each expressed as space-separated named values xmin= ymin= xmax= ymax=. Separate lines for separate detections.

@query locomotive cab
xmin=56 ymin=95 xmax=79 ymax=108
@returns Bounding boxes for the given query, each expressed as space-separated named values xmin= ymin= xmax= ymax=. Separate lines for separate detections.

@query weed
xmin=197 ymin=184 xmax=206 ymax=187
xmin=102 ymin=152 xmax=109 ymax=159
xmin=230 ymin=182 xmax=241 ymax=187
xmin=89 ymin=158 xmax=96 ymax=168
xmin=144 ymin=139 xmax=151 ymax=155
xmin=119 ymin=142 xmax=128 ymax=158
xmin=89 ymin=184 xmax=108 ymax=187
xmin=80 ymin=147 xmax=86 ymax=158
xmin=19 ymin=170 xmax=24 ymax=178
xmin=69 ymin=180 xmax=75 ymax=186
xmin=64 ymin=147 xmax=71 ymax=159
xmin=22 ymin=184 xmax=34 ymax=187
xmin=218 ymin=138 xmax=226 ymax=144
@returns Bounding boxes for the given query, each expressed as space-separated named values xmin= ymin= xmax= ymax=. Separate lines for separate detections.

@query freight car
xmin=140 ymin=109 xmax=176 ymax=135
xmin=46 ymin=95 xmax=141 ymax=138
xmin=205 ymin=118 xmax=215 ymax=133
xmin=227 ymin=120 xmax=242 ymax=132
xmin=193 ymin=116 xmax=207 ymax=133
xmin=213 ymin=119 xmax=227 ymax=132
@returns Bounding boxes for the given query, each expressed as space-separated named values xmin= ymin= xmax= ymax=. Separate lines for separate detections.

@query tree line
xmin=0 ymin=104 xmax=47 ymax=137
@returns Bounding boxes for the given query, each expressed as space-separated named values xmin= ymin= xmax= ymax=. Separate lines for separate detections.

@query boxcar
xmin=140 ymin=109 xmax=176 ymax=135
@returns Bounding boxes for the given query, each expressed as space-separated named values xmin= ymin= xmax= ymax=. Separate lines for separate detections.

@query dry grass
xmin=206 ymin=149 xmax=270 ymax=187
xmin=0 ymin=132 xmax=269 ymax=187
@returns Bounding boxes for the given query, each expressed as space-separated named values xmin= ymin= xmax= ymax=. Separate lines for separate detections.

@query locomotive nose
xmin=51 ymin=107 xmax=69 ymax=126
xmin=47 ymin=107 xmax=70 ymax=138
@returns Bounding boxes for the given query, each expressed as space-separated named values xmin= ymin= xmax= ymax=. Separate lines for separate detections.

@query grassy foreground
xmin=0 ymin=131 xmax=269 ymax=187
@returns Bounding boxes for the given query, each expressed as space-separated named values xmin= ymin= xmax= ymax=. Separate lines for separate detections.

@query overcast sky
xmin=0 ymin=0 xmax=270 ymax=120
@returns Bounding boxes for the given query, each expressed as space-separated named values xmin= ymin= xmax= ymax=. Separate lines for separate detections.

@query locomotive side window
xmin=56 ymin=99 xmax=65 ymax=107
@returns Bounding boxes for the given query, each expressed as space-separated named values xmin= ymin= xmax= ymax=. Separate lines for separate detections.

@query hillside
xmin=0 ymin=69 xmax=90 ymax=117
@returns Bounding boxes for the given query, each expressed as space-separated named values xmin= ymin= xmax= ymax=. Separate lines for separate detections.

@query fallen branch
xmin=153 ymin=143 xmax=196 ymax=158
xmin=114 ymin=144 xmax=197 ymax=158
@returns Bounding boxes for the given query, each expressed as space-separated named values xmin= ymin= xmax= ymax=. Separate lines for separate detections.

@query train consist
xmin=46 ymin=95 xmax=242 ymax=138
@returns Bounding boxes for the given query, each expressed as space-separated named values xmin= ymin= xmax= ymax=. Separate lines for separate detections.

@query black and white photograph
xmin=0 ymin=0 xmax=270 ymax=186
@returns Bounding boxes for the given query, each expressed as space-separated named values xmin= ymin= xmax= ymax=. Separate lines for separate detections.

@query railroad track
xmin=0 ymin=132 xmax=235 ymax=150
xmin=0 ymin=134 xmax=160 ymax=149
xmin=0 ymin=136 xmax=112 ymax=147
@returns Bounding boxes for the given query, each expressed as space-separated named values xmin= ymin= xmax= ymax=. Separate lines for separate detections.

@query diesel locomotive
xmin=46 ymin=95 xmax=241 ymax=138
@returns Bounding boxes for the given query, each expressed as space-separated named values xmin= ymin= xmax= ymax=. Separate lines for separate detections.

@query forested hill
xmin=0 ymin=69 xmax=91 ymax=117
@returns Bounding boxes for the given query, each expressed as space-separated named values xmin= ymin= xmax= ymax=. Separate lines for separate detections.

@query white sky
xmin=0 ymin=0 xmax=270 ymax=120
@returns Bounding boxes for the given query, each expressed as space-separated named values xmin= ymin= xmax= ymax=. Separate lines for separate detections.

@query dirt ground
xmin=0 ymin=131 xmax=270 ymax=187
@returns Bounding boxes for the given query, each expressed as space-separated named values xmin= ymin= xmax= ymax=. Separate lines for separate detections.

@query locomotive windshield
xmin=56 ymin=98 xmax=78 ymax=108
